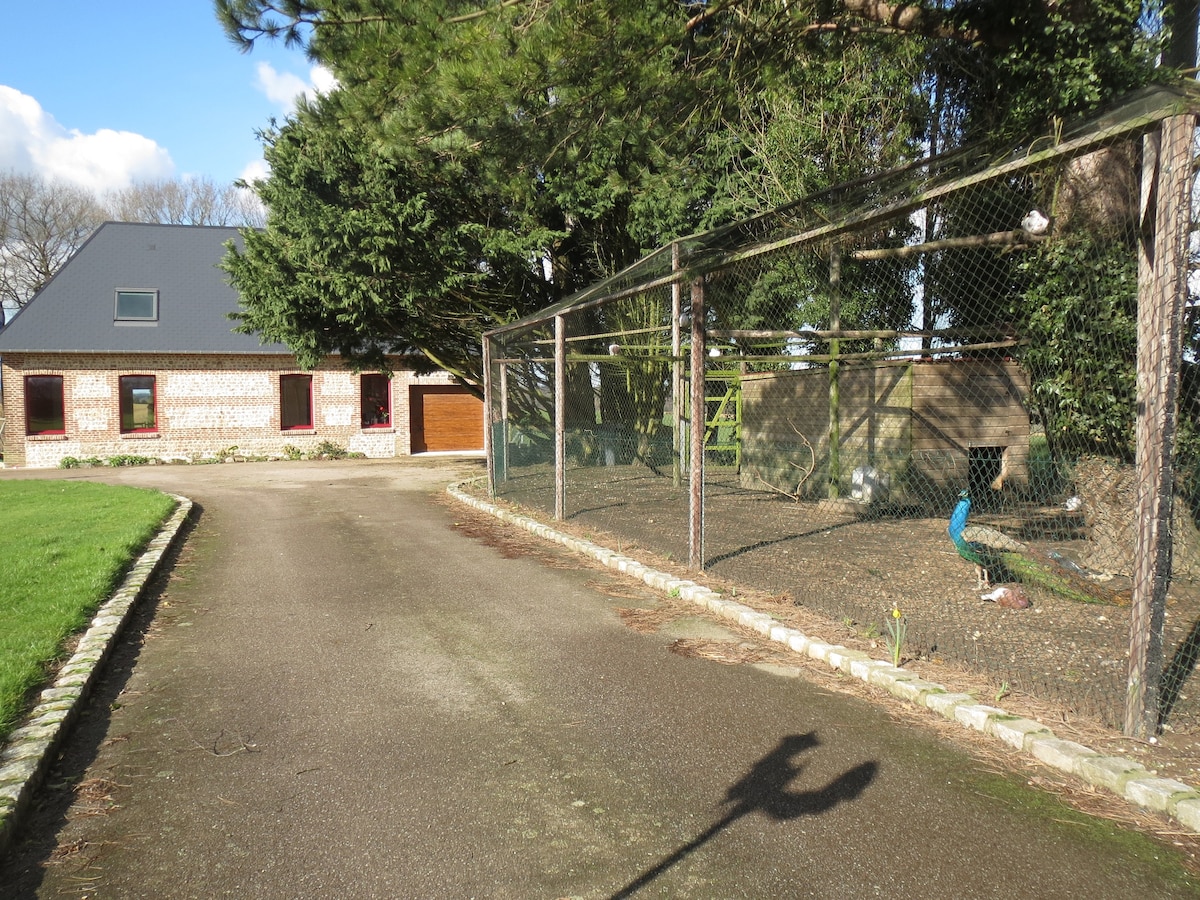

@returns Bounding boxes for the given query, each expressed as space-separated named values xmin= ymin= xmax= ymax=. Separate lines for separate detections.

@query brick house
xmin=0 ymin=222 xmax=483 ymax=468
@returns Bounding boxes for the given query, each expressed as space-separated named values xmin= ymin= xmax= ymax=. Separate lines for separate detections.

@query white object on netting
xmin=1021 ymin=208 xmax=1050 ymax=235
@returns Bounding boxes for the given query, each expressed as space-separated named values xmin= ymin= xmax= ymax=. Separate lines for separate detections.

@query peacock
xmin=948 ymin=489 xmax=1114 ymax=604
xmin=948 ymin=490 xmax=1015 ymax=589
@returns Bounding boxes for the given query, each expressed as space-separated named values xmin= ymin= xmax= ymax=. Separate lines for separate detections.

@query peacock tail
xmin=947 ymin=489 xmax=1118 ymax=604
xmin=999 ymin=552 xmax=1119 ymax=605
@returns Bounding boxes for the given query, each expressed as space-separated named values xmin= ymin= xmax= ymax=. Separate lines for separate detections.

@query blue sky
xmin=0 ymin=2 xmax=330 ymax=194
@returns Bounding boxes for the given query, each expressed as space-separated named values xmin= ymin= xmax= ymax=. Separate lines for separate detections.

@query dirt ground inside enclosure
xmin=486 ymin=463 xmax=1200 ymax=775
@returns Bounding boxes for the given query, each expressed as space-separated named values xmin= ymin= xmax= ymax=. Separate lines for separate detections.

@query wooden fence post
xmin=483 ymin=334 xmax=495 ymax=496
xmin=828 ymin=245 xmax=842 ymax=499
xmin=497 ymin=358 xmax=509 ymax=487
xmin=1127 ymin=114 xmax=1195 ymax=737
xmin=673 ymin=243 xmax=683 ymax=489
xmin=555 ymin=314 xmax=566 ymax=522
xmin=689 ymin=278 xmax=706 ymax=570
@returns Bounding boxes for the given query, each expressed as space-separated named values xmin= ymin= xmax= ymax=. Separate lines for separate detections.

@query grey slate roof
xmin=0 ymin=221 xmax=291 ymax=354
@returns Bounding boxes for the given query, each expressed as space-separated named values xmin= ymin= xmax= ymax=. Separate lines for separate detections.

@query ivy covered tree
xmin=1015 ymin=236 xmax=1140 ymax=462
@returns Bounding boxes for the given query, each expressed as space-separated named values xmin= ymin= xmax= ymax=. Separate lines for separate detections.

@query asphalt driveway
xmin=0 ymin=458 xmax=1195 ymax=898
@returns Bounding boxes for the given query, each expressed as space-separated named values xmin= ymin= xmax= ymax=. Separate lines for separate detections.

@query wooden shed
xmin=738 ymin=358 xmax=1030 ymax=504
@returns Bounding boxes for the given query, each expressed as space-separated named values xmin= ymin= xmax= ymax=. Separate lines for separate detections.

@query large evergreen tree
xmin=214 ymin=1 xmax=1178 ymax=387
xmin=223 ymin=94 xmax=549 ymax=381
xmin=214 ymin=1 xmax=936 ymax=381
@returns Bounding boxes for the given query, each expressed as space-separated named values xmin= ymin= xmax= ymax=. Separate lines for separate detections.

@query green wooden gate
xmin=703 ymin=371 xmax=741 ymax=470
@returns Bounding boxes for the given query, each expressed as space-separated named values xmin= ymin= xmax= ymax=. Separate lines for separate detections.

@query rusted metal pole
xmin=689 ymin=278 xmax=706 ymax=570
xmin=555 ymin=315 xmax=566 ymax=522
xmin=1126 ymin=114 xmax=1195 ymax=738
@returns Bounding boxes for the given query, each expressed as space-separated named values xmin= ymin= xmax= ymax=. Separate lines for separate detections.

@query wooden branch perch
xmin=752 ymin=422 xmax=816 ymax=502
xmin=849 ymin=229 xmax=1045 ymax=260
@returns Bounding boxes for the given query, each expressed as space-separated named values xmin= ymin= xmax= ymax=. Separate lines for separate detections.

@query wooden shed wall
xmin=740 ymin=359 xmax=1029 ymax=500
xmin=911 ymin=360 xmax=1030 ymax=493
xmin=740 ymin=362 xmax=913 ymax=498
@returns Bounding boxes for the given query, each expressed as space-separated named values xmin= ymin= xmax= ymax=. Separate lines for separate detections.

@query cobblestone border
xmin=0 ymin=495 xmax=193 ymax=857
xmin=448 ymin=480 xmax=1200 ymax=834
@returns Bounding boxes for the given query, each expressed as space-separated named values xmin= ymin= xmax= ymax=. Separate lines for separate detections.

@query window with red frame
xmin=25 ymin=375 xmax=65 ymax=435
xmin=360 ymin=374 xmax=391 ymax=428
xmin=119 ymin=375 xmax=157 ymax=433
xmin=280 ymin=374 xmax=313 ymax=430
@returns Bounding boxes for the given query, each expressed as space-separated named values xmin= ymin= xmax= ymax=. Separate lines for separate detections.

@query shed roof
xmin=0 ymin=221 xmax=290 ymax=355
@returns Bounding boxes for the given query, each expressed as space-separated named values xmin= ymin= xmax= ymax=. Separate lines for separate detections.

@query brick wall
xmin=0 ymin=352 xmax=466 ymax=468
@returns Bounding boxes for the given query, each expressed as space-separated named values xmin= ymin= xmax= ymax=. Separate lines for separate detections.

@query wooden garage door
xmin=410 ymin=385 xmax=483 ymax=452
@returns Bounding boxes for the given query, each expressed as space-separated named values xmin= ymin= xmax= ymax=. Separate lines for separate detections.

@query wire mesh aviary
xmin=484 ymin=84 xmax=1200 ymax=736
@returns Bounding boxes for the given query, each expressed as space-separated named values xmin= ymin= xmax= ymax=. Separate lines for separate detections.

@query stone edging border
xmin=447 ymin=479 xmax=1200 ymax=835
xmin=0 ymin=495 xmax=193 ymax=858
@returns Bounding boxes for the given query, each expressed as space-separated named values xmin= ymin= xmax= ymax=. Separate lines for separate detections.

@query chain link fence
xmin=484 ymin=85 xmax=1200 ymax=735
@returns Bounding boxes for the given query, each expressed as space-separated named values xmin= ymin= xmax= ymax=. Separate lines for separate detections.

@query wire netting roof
xmin=488 ymin=81 xmax=1200 ymax=338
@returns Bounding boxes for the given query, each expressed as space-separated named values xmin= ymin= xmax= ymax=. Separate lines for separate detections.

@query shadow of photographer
xmin=610 ymin=732 xmax=878 ymax=899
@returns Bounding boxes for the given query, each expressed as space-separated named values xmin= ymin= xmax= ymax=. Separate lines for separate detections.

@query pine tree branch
xmin=445 ymin=0 xmax=534 ymax=26
xmin=686 ymin=0 xmax=981 ymax=45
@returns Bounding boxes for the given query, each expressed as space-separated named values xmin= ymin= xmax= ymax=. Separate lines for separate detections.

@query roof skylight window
xmin=115 ymin=289 xmax=158 ymax=322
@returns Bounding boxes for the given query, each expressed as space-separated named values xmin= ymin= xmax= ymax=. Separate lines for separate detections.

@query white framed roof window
xmin=115 ymin=289 xmax=159 ymax=323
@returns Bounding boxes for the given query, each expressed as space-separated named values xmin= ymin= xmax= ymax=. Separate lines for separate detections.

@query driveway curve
xmin=0 ymin=459 xmax=1195 ymax=898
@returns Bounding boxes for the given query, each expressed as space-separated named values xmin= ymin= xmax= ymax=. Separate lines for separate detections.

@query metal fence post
xmin=483 ymin=334 xmax=495 ymax=497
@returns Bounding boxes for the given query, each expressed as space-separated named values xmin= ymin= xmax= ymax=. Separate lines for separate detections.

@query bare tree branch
xmin=751 ymin=423 xmax=816 ymax=501
xmin=106 ymin=177 xmax=265 ymax=228
xmin=0 ymin=173 xmax=106 ymax=310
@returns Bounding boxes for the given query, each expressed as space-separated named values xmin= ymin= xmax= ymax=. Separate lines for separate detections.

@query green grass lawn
xmin=0 ymin=480 xmax=176 ymax=743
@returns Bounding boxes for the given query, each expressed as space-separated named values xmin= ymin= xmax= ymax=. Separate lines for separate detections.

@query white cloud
xmin=310 ymin=65 xmax=338 ymax=96
xmin=239 ymin=158 xmax=271 ymax=185
xmin=241 ymin=63 xmax=337 ymax=192
xmin=237 ymin=158 xmax=271 ymax=223
xmin=256 ymin=63 xmax=309 ymax=108
xmin=255 ymin=62 xmax=337 ymax=114
xmin=0 ymin=85 xmax=174 ymax=195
